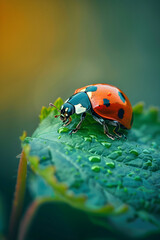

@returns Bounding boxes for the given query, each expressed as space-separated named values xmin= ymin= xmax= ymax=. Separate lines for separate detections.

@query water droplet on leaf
xmin=129 ymin=149 xmax=139 ymax=156
xmin=91 ymin=165 xmax=100 ymax=172
xmin=101 ymin=142 xmax=112 ymax=148
xmin=106 ymin=162 xmax=115 ymax=168
xmin=89 ymin=156 xmax=101 ymax=163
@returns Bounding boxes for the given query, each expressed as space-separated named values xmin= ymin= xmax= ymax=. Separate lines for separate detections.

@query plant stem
xmin=17 ymin=198 xmax=55 ymax=240
xmin=8 ymin=150 xmax=27 ymax=240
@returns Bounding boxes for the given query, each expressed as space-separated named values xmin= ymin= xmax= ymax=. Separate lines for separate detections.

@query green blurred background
xmin=0 ymin=0 xmax=160 ymax=233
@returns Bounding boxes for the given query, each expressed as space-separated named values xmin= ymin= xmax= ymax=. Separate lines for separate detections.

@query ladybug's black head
xmin=60 ymin=103 xmax=75 ymax=122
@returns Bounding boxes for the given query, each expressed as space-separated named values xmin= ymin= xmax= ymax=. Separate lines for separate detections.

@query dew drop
xmin=89 ymin=135 xmax=97 ymax=139
xmin=58 ymin=127 xmax=69 ymax=133
xmin=143 ymin=149 xmax=150 ymax=154
xmin=117 ymin=146 xmax=122 ymax=150
xmin=107 ymin=169 xmax=112 ymax=174
xmin=91 ymin=165 xmax=100 ymax=172
xmin=144 ymin=160 xmax=152 ymax=166
xmin=101 ymin=142 xmax=112 ymax=148
xmin=84 ymin=137 xmax=92 ymax=142
xmin=128 ymin=172 xmax=134 ymax=177
xmin=129 ymin=149 xmax=139 ymax=156
xmin=89 ymin=156 xmax=101 ymax=163
xmin=106 ymin=162 xmax=115 ymax=168
xmin=134 ymin=176 xmax=141 ymax=181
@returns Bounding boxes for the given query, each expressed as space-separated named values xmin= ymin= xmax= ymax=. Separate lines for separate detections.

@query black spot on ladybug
xmin=130 ymin=112 xmax=134 ymax=126
xmin=103 ymin=98 xmax=110 ymax=107
xmin=85 ymin=86 xmax=97 ymax=92
xmin=118 ymin=108 xmax=124 ymax=119
xmin=118 ymin=91 xmax=126 ymax=103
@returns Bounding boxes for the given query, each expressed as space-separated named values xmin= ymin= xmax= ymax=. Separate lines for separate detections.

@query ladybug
xmin=50 ymin=84 xmax=133 ymax=140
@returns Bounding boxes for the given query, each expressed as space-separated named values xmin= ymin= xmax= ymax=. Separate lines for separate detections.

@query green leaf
xmin=22 ymin=98 xmax=160 ymax=238
xmin=39 ymin=97 xmax=63 ymax=122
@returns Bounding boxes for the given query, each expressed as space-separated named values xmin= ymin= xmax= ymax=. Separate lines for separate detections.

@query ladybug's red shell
xmin=74 ymin=84 xmax=133 ymax=129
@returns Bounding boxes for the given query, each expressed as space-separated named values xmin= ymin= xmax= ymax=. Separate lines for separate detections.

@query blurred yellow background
xmin=0 ymin=0 xmax=160 ymax=212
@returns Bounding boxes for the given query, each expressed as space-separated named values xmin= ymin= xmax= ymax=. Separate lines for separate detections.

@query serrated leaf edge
xmin=23 ymin=144 xmax=128 ymax=216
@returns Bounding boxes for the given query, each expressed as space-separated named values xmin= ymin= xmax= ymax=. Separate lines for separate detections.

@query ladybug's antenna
xmin=49 ymin=103 xmax=61 ymax=112
xmin=49 ymin=103 xmax=61 ymax=118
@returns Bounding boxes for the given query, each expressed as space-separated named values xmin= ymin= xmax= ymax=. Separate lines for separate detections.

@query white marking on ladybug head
xmin=87 ymin=91 xmax=92 ymax=99
xmin=65 ymin=107 xmax=68 ymax=112
xmin=74 ymin=104 xmax=86 ymax=114
xmin=61 ymin=106 xmax=64 ymax=110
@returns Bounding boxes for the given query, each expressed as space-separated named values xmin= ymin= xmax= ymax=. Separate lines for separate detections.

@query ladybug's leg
xmin=92 ymin=115 xmax=117 ymax=140
xmin=69 ymin=112 xmax=86 ymax=135
xmin=63 ymin=117 xmax=72 ymax=127
xmin=103 ymin=122 xmax=118 ymax=140
xmin=112 ymin=121 xmax=127 ymax=139
xmin=113 ymin=122 xmax=122 ymax=138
